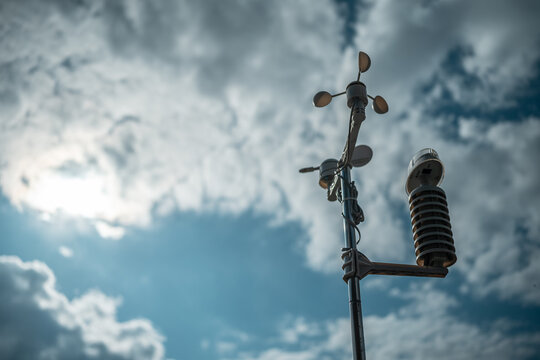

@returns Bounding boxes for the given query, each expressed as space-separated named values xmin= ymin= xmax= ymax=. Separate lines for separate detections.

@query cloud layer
xmin=0 ymin=256 xmax=165 ymax=359
xmin=217 ymin=284 xmax=540 ymax=360
xmin=0 ymin=0 xmax=539 ymax=309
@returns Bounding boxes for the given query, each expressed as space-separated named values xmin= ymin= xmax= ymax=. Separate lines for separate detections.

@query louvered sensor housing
xmin=406 ymin=149 xmax=456 ymax=268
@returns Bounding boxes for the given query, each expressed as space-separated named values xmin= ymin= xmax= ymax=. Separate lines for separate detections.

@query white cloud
xmin=348 ymin=0 xmax=540 ymax=305
xmin=219 ymin=284 xmax=540 ymax=360
xmin=58 ymin=246 xmax=73 ymax=258
xmin=364 ymin=284 xmax=540 ymax=359
xmin=353 ymin=0 xmax=540 ymax=110
xmin=0 ymin=256 xmax=165 ymax=359
xmin=0 ymin=0 xmax=539 ymax=307
xmin=95 ymin=221 xmax=125 ymax=240
xmin=279 ymin=317 xmax=321 ymax=344
xmin=444 ymin=118 xmax=540 ymax=304
xmin=216 ymin=341 xmax=238 ymax=355
xmin=0 ymin=0 xmax=342 ymax=240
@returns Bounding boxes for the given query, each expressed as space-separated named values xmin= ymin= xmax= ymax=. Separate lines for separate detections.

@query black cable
xmin=338 ymin=179 xmax=365 ymax=226
xmin=335 ymin=174 xmax=355 ymax=193
xmin=344 ymin=103 xmax=355 ymax=165
xmin=349 ymin=182 xmax=364 ymax=225
xmin=337 ymin=103 xmax=356 ymax=172
xmin=341 ymin=212 xmax=362 ymax=244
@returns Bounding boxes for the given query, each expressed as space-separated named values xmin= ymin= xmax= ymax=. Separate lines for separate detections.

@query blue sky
xmin=1 ymin=0 xmax=540 ymax=359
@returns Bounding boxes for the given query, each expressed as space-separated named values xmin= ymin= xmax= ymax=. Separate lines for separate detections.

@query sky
xmin=1 ymin=0 xmax=540 ymax=359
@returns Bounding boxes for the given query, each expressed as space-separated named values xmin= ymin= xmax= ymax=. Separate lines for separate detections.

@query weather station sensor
xmin=318 ymin=159 xmax=339 ymax=189
xmin=298 ymin=51 xmax=457 ymax=360
xmin=406 ymin=149 xmax=456 ymax=268
xmin=406 ymin=148 xmax=444 ymax=193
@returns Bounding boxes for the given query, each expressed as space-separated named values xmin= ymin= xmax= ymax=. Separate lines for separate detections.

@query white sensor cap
xmin=405 ymin=148 xmax=444 ymax=195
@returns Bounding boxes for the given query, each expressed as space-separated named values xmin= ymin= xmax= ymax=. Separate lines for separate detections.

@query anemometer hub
xmin=346 ymin=81 xmax=368 ymax=108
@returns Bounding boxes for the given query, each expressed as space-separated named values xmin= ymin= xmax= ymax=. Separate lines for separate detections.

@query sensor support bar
xmin=341 ymin=248 xmax=448 ymax=283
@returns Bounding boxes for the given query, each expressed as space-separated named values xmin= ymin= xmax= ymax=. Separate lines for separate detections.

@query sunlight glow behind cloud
xmin=24 ymin=173 xmax=110 ymax=219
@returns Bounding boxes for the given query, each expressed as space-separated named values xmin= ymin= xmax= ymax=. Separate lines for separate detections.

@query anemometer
xmin=299 ymin=51 xmax=457 ymax=360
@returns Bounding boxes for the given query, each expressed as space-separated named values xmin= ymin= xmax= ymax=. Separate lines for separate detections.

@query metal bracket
xmin=341 ymin=248 xmax=448 ymax=283
xmin=327 ymin=174 xmax=341 ymax=202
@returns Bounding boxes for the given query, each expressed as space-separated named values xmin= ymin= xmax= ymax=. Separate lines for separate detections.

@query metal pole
xmin=341 ymin=166 xmax=366 ymax=360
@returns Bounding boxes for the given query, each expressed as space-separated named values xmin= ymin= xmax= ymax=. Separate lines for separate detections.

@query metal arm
xmin=342 ymin=249 xmax=448 ymax=283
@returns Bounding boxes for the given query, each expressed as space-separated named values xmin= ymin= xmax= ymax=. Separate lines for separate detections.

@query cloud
xmin=217 ymin=284 xmax=540 ymax=360
xmin=364 ymin=284 xmax=540 ymax=359
xmin=0 ymin=0 xmax=539 ymax=307
xmin=0 ymin=256 xmax=165 ymax=360
xmin=95 ymin=221 xmax=125 ymax=240
xmin=278 ymin=317 xmax=322 ymax=344
xmin=348 ymin=0 xmax=540 ymax=305
xmin=216 ymin=341 xmax=238 ymax=355
xmin=58 ymin=246 xmax=73 ymax=258
xmin=0 ymin=0 xmax=343 ymax=243
xmin=353 ymin=0 xmax=540 ymax=111
xmin=446 ymin=118 xmax=540 ymax=304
